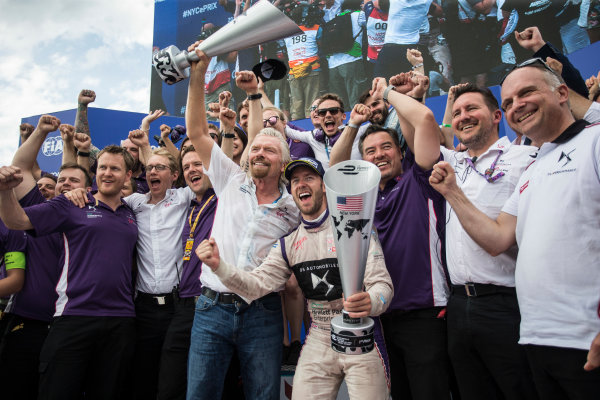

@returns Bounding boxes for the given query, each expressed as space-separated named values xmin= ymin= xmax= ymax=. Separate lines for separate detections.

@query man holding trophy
xmin=196 ymin=157 xmax=393 ymax=399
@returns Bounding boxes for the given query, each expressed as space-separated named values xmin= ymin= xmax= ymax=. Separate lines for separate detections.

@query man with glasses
xmin=431 ymin=57 xmax=600 ymax=398
xmin=431 ymin=82 xmax=540 ymax=400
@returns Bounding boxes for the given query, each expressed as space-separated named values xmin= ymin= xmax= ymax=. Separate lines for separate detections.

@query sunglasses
xmin=317 ymin=107 xmax=343 ymax=117
xmin=263 ymin=115 xmax=280 ymax=128
xmin=500 ymin=57 xmax=559 ymax=85
xmin=309 ymin=105 xmax=318 ymax=112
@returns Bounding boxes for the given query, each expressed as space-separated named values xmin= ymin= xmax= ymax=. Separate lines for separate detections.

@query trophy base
xmin=330 ymin=312 xmax=374 ymax=355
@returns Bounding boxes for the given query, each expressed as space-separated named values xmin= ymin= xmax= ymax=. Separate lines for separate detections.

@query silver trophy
xmin=324 ymin=160 xmax=381 ymax=355
xmin=152 ymin=1 xmax=302 ymax=84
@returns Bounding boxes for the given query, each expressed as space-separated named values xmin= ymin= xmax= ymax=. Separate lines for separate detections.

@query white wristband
xmin=347 ymin=122 xmax=359 ymax=129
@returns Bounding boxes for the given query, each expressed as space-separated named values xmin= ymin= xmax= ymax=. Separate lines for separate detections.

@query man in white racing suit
xmin=196 ymin=157 xmax=393 ymax=400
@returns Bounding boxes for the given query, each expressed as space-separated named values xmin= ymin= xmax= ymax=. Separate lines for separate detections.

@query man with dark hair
xmin=0 ymin=116 xmax=94 ymax=400
xmin=0 ymin=143 xmax=138 ymax=399
xmin=285 ymin=93 xmax=361 ymax=168
xmin=36 ymin=173 xmax=56 ymax=200
xmin=330 ymin=78 xmax=450 ymax=400
xmin=196 ymin=156 xmax=392 ymax=399
xmin=431 ymin=57 xmax=600 ymax=399
xmin=434 ymin=81 xmax=539 ymax=400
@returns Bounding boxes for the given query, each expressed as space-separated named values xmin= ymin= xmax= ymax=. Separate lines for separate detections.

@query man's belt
xmin=137 ymin=291 xmax=173 ymax=305
xmin=451 ymin=283 xmax=516 ymax=298
xmin=201 ymin=287 xmax=248 ymax=305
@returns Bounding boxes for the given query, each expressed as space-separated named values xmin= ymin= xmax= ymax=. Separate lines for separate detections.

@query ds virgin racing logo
xmin=548 ymin=148 xmax=576 ymax=176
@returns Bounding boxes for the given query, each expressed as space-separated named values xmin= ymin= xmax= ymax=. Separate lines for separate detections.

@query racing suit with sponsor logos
xmin=212 ymin=210 xmax=393 ymax=399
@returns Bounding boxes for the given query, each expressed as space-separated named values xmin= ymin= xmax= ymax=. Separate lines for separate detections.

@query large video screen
xmin=150 ymin=0 xmax=599 ymax=120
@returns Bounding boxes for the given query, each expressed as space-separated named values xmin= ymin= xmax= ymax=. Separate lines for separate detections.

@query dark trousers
xmin=157 ymin=295 xmax=195 ymax=400
xmin=0 ymin=313 xmax=50 ymax=400
xmin=381 ymin=307 xmax=451 ymax=400
xmin=525 ymin=344 xmax=600 ymax=400
xmin=38 ymin=315 xmax=135 ymax=400
xmin=447 ymin=291 xmax=539 ymax=400
xmin=132 ymin=291 xmax=175 ymax=399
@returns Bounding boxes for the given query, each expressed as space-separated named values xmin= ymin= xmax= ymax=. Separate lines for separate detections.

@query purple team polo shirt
xmin=24 ymin=192 xmax=138 ymax=317
xmin=288 ymin=138 xmax=315 ymax=161
xmin=178 ymin=189 xmax=217 ymax=298
xmin=375 ymin=149 xmax=448 ymax=312
xmin=7 ymin=186 xmax=62 ymax=322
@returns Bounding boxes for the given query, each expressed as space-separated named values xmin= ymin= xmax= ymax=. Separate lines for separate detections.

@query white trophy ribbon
xmin=324 ymin=160 xmax=381 ymax=355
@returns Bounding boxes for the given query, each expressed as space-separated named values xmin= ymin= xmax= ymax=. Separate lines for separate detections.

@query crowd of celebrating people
xmin=0 ymin=0 xmax=600 ymax=399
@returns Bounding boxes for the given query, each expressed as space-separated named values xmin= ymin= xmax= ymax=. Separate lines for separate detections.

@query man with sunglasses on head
xmin=432 ymin=82 xmax=540 ymax=400
xmin=262 ymin=107 xmax=314 ymax=161
xmin=285 ymin=93 xmax=363 ymax=168
xmin=431 ymin=56 xmax=600 ymax=399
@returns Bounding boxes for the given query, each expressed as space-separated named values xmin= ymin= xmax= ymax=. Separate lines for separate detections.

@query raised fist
xmin=74 ymin=132 xmax=92 ymax=152
xmin=59 ymin=124 xmax=75 ymax=142
xmin=78 ymin=89 xmax=96 ymax=105
xmin=369 ymin=77 xmax=388 ymax=101
xmin=128 ymin=129 xmax=150 ymax=148
xmin=349 ymin=103 xmax=371 ymax=126
xmin=37 ymin=115 xmax=61 ymax=134
xmin=19 ymin=123 xmax=34 ymax=142
xmin=0 ymin=166 xmax=24 ymax=191
xmin=235 ymin=71 xmax=259 ymax=94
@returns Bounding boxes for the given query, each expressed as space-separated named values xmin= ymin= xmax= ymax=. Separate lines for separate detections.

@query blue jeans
xmin=187 ymin=293 xmax=283 ymax=400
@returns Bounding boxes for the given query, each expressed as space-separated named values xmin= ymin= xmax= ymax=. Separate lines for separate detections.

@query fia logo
xmin=42 ymin=136 xmax=63 ymax=157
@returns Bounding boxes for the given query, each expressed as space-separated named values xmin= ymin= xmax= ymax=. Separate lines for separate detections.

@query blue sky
xmin=0 ymin=0 xmax=155 ymax=165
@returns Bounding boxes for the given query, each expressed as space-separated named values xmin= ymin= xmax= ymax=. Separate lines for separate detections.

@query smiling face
xmin=361 ymin=131 xmax=403 ymax=188
xmin=96 ymin=153 xmax=132 ymax=197
xmin=248 ymin=135 xmax=285 ymax=181
xmin=182 ymin=150 xmax=210 ymax=195
xmin=56 ymin=168 xmax=87 ymax=195
xmin=318 ymin=99 xmax=345 ymax=137
xmin=290 ymin=166 xmax=326 ymax=220
xmin=363 ymin=95 xmax=389 ymax=125
xmin=310 ymin=99 xmax=322 ymax=129
xmin=146 ymin=154 xmax=178 ymax=201
xmin=452 ymin=92 xmax=501 ymax=153
xmin=37 ymin=177 xmax=56 ymax=200
xmin=262 ymin=109 xmax=286 ymax=135
xmin=501 ymin=67 xmax=568 ymax=143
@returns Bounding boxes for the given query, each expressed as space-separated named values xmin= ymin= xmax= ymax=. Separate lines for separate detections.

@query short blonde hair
xmin=151 ymin=148 xmax=179 ymax=174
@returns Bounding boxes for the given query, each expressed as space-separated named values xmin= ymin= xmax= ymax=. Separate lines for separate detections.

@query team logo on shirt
xmin=85 ymin=204 xmax=102 ymax=219
xmin=558 ymin=149 xmax=575 ymax=167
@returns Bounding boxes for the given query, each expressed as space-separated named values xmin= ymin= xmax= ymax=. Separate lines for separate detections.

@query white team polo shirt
xmin=125 ymin=187 xmax=195 ymax=294
xmin=502 ymin=120 xmax=600 ymax=350
xmin=202 ymin=144 xmax=300 ymax=294
xmin=440 ymin=137 xmax=537 ymax=286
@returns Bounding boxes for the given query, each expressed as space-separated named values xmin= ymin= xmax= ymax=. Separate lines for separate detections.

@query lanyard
xmin=187 ymin=194 xmax=215 ymax=238
xmin=465 ymin=150 xmax=505 ymax=183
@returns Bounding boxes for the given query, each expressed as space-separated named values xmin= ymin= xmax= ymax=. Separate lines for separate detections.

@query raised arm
xmin=329 ymin=103 xmax=371 ymax=166
xmin=236 ymin=71 xmax=262 ymax=169
xmin=185 ymin=43 xmax=215 ymax=170
xmin=73 ymin=132 xmax=92 ymax=173
xmin=0 ymin=166 xmax=34 ymax=231
xmin=74 ymin=89 xmax=96 ymax=137
xmin=128 ymin=130 xmax=152 ymax=166
xmin=158 ymin=124 xmax=181 ymax=160
xmin=429 ymin=161 xmax=517 ymax=256
xmin=377 ymin=77 xmax=440 ymax=170
xmin=12 ymin=115 xmax=61 ymax=200
xmin=218 ymin=92 xmax=238 ymax=161
xmin=60 ymin=124 xmax=77 ymax=165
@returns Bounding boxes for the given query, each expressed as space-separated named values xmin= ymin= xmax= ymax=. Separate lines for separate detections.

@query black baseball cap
xmin=284 ymin=157 xmax=325 ymax=181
